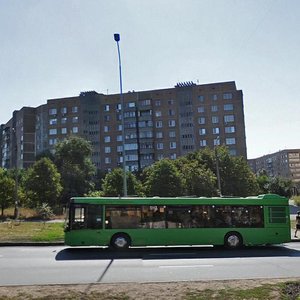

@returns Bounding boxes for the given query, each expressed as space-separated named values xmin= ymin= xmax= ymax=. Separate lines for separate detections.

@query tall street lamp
xmin=215 ymin=136 xmax=222 ymax=197
xmin=114 ymin=33 xmax=127 ymax=197
xmin=12 ymin=127 xmax=19 ymax=219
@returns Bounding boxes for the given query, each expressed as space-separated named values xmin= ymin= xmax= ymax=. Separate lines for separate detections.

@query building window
xmin=61 ymin=107 xmax=67 ymax=114
xmin=155 ymin=111 xmax=162 ymax=117
xmin=169 ymin=131 xmax=176 ymax=138
xmin=212 ymin=116 xmax=219 ymax=124
xmin=168 ymin=109 xmax=175 ymax=116
xmin=49 ymin=129 xmax=57 ymax=135
xmin=226 ymin=137 xmax=236 ymax=145
xmin=104 ymin=104 xmax=110 ymax=112
xmin=105 ymin=157 xmax=111 ymax=164
xmin=72 ymin=116 xmax=78 ymax=123
xmin=168 ymin=120 xmax=176 ymax=127
xmin=72 ymin=106 xmax=78 ymax=113
xmin=170 ymin=153 xmax=177 ymax=160
xmin=170 ymin=142 xmax=176 ymax=149
xmin=140 ymin=99 xmax=151 ymax=106
xmin=104 ymin=136 xmax=111 ymax=143
xmin=116 ymin=103 xmax=122 ymax=110
xmin=125 ymin=143 xmax=138 ymax=150
xmin=104 ymin=115 xmax=110 ymax=122
xmin=117 ymin=124 xmax=122 ymax=131
xmin=156 ymin=132 xmax=163 ymax=138
xmin=200 ymin=140 xmax=207 ymax=147
xmin=223 ymin=93 xmax=233 ymax=100
xmin=117 ymin=145 xmax=123 ymax=152
xmin=224 ymin=104 xmax=234 ymax=111
xmin=198 ymin=95 xmax=204 ymax=102
xmin=168 ymin=99 xmax=175 ymax=105
xmin=155 ymin=100 xmax=161 ymax=106
xmin=199 ymin=128 xmax=206 ymax=135
xmin=128 ymin=102 xmax=136 ymax=108
xmin=72 ymin=127 xmax=78 ymax=133
xmin=213 ymin=127 xmax=220 ymax=135
xmin=105 ymin=147 xmax=111 ymax=154
xmin=212 ymin=94 xmax=218 ymax=100
xmin=198 ymin=117 xmax=205 ymax=125
xmin=214 ymin=138 xmax=220 ymax=146
xmin=157 ymin=143 xmax=164 ymax=150
xmin=224 ymin=115 xmax=235 ymax=123
xmin=49 ymin=138 xmax=57 ymax=145
xmin=49 ymin=119 xmax=57 ymax=125
xmin=211 ymin=105 xmax=218 ymax=112
xmin=225 ymin=126 xmax=235 ymax=133
xmin=117 ymin=135 xmax=122 ymax=142
xmin=158 ymin=154 xmax=164 ymax=160
xmin=104 ymin=126 xmax=109 ymax=132
xmin=49 ymin=108 xmax=57 ymax=115
xmin=198 ymin=106 xmax=205 ymax=113
xmin=61 ymin=128 xmax=67 ymax=134
xmin=229 ymin=149 xmax=237 ymax=155
xmin=156 ymin=121 xmax=163 ymax=128
xmin=61 ymin=117 xmax=67 ymax=124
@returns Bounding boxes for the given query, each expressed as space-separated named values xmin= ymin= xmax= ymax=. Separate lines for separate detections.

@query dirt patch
xmin=0 ymin=278 xmax=299 ymax=300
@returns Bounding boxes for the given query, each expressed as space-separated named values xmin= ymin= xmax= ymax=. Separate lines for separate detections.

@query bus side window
xmin=87 ymin=205 xmax=103 ymax=229
xmin=71 ymin=206 xmax=87 ymax=230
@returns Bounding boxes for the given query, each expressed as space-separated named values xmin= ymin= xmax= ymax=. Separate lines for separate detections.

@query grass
xmin=185 ymin=281 xmax=300 ymax=300
xmin=1 ymin=206 xmax=64 ymax=242
xmin=0 ymin=221 xmax=64 ymax=242
xmin=0 ymin=281 xmax=299 ymax=300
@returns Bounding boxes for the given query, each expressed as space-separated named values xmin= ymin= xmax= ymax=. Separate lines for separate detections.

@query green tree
xmin=54 ymin=136 xmax=96 ymax=203
xmin=143 ymin=159 xmax=183 ymax=197
xmin=23 ymin=158 xmax=62 ymax=208
xmin=256 ymin=169 xmax=270 ymax=194
xmin=102 ymin=168 xmax=143 ymax=196
xmin=0 ymin=168 xmax=15 ymax=216
xmin=267 ymin=177 xmax=292 ymax=197
xmin=216 ymin=147 xmax=259 ymax=196
xmin=180 ymin=160 xmax=217 ymax=196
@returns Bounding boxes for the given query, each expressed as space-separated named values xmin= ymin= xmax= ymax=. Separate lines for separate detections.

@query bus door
xmin=69 ymin=204 xmax=103 ymax=245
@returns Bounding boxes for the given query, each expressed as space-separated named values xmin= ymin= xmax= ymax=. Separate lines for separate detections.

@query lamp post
xmin=215 ymin=136 xmax=222 ymax=197
xmin=114 ymin=33 xmax=127 ymax=197
xmin=12 ymin=127 xmax=19 ymax=219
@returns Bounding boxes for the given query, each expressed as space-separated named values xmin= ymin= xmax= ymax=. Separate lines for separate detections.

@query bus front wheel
xmin=224 ymin=232 xmax=243 ymax=249
xmin=110 ymin=233 xmax=131 ymax=250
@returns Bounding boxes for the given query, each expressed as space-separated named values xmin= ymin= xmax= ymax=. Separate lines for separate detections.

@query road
xmin=0 ymin=243 xmax=300 ymax=286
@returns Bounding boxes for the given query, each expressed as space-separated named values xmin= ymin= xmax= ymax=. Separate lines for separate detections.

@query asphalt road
xmin=0 ymin=243 xmax=300 ymax=286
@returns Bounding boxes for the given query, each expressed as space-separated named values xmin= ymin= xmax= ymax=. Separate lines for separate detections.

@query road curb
xmin=0 ymin=242 xmax=64 ymax=247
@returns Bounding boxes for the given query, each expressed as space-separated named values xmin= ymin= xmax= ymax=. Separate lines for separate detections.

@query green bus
xmin=64 ymin=194 xmax=291 ymax=249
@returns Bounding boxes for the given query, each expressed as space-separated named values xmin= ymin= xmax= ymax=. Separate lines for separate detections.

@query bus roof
xmin=70 ymin=194 xmax=288 ymax=206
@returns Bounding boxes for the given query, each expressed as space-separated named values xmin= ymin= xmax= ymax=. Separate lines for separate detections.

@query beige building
xmin=248 ymin=149 xmax=300 ymax=193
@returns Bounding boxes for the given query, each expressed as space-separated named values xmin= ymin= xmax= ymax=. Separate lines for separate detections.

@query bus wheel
xmin=224 ymin=232 xmax=243 ymax=249
xmin=110 ymin=233 xmax=131 ymax=250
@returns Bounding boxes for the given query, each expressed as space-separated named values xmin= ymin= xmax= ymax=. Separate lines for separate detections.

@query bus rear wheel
xmin=224 ymin=232 xmax=243 ymax=249
xmin=110 ymin=233 xmax=131 ymax=250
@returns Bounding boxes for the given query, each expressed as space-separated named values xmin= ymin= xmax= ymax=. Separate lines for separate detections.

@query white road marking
xmin=159 ymin=264 xmax=213 ymax=268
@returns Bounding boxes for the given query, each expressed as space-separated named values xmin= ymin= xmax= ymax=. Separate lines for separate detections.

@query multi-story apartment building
xmin=248 ymin=149 xmax=300 ymax=192
xmin=0 ymin=107 xmax=36 ymax=169
xmin=1 ymin=81 xmax=247 ymax=171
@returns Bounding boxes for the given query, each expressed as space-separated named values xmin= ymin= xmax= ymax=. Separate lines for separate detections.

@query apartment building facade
xmin=0 ymin=107 xmax=36 ymax=169
xmin=1 ymin=81 xmax=247 ymax=171
xmin=248 ymin=149 xmax=300 ymax=192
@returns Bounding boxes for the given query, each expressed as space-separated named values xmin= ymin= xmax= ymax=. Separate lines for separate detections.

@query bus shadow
xmin=55 ymin=244 xmax=300 ymax=261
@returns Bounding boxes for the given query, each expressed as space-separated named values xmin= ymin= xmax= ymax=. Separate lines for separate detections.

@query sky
xmin=0 ymin=0 xmax=299 ymax=159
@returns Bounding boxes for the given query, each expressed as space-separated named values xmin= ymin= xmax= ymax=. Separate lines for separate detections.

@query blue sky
xmin=0 ymin=0 xmax=299 ymax=159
